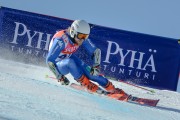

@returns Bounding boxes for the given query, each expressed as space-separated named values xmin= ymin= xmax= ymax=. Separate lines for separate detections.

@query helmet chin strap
xmin=70 ymin=35 xmax=76 ymax=44
xmin=68 ymin=29 xmax=77 ymax=44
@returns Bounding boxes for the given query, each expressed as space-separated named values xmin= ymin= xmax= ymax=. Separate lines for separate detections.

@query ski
xmin=70 ymin=83 xmax=159 ymax=107
xmin=127 ymin=96 xmax=159 ymax=107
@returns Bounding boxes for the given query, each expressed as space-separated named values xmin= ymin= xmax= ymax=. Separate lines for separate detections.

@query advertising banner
xmin=0 ymin=7 xmax=180 ymax=91
xmin=0 ymin=7 xmax=72 ymax=65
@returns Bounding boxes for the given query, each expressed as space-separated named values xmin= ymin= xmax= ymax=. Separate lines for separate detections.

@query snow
xmin=0 ymin=58 xmax=180 ymax=120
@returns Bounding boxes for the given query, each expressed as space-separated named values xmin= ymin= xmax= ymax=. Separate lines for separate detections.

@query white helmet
xmin=70 ymin=20 xmax=90 ymax=39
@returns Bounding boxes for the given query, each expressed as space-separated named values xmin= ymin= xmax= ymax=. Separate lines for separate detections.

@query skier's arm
xmin=91 ymin=48 xmax=101 ymax=75
xmin=82 ymin=39 xmax=101 ymax=75
xmin=92 ymin=48 xmax=101 ymax=66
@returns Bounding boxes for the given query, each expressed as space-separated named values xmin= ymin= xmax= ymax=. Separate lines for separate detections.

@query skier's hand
xmin=58 ymin=75 xmax=70 ymax=85
xmin=90 ymin=65 xmax=100 ymax=76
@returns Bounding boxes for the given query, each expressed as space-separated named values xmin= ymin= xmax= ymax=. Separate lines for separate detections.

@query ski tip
xmin=154 ymin=99 xmax=160 ymax=107
xmin=150 ymin=99 xmax=160 ymax=107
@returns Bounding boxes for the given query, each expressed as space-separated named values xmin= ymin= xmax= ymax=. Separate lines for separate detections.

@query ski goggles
xmin=76 ymin=32 xmax=89 ymax=40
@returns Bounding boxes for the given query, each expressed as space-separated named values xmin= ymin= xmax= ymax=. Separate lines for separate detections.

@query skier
xmin=46 ymin=20 xmax=128 ymax=99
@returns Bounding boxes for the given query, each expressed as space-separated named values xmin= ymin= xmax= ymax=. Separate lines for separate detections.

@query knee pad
xmin=47 ymin=61 xmax=62 ymax=79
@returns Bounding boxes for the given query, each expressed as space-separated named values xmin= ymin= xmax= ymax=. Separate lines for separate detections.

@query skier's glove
xmin=58 ymin=75 xmax=70 ymax=85
xmin=90 ymin=65 xmax=100 ymax=76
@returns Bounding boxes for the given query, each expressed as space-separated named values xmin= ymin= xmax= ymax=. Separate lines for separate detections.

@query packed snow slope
xmin=0 ymin=58 xmax=180 ymax=120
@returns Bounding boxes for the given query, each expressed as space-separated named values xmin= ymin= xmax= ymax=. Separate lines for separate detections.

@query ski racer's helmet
xmin=70 ymin=20 xmax=90 ymax=40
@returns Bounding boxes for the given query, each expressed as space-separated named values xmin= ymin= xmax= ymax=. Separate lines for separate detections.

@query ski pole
xmin=45 ymin=74 xmax=56 ymax=80
xmin=118 ymin=80 xmax=155 ymax=93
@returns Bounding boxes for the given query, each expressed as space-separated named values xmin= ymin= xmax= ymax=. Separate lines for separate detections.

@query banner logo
xmin=10 ymin=22 xmax=52 ymax=57
xmin=103 ymin=41 xmax=157 ymax=80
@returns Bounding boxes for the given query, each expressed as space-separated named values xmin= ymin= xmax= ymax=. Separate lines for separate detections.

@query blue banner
xmin=0 ymin=7 xmax=180 ymax=91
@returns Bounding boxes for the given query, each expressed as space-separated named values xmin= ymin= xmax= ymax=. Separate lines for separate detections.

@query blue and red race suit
xmin=46 ymin=30 xmax=108 ymax=87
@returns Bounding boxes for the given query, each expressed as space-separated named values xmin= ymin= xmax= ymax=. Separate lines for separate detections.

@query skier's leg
xmin=83 ymin=66 xmax=116 ymax=93
xmin=72 ymin=57 xmax=127 ymax=95
xmin=69 ymin=55 xmax=116 ymax=92
xmin=46 ymin=38 xmax=64 ymax=80
xmin=56 ymin=57 xmax=99 ymax=92
xmin=56 ymin=58 xmax=83 ymax=79
xmin=70 ymin=56 xmax=129 ymax=99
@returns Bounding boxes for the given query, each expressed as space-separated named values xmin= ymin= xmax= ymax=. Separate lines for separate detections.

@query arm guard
xmin=93 ymin=48 xmax=101 ymax=67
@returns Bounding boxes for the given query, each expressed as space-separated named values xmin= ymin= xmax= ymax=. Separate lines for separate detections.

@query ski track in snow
xmin=0 ymin=58 xmax=180 ymax=120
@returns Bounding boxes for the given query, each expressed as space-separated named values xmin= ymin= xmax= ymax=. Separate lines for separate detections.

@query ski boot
xmin=58 ymin=75 xmax=70 ymax=85
xmin=77 ymin=75 xmax=99 ymax=93
xmin=104 ymin=81 xmax=129 ymax=101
